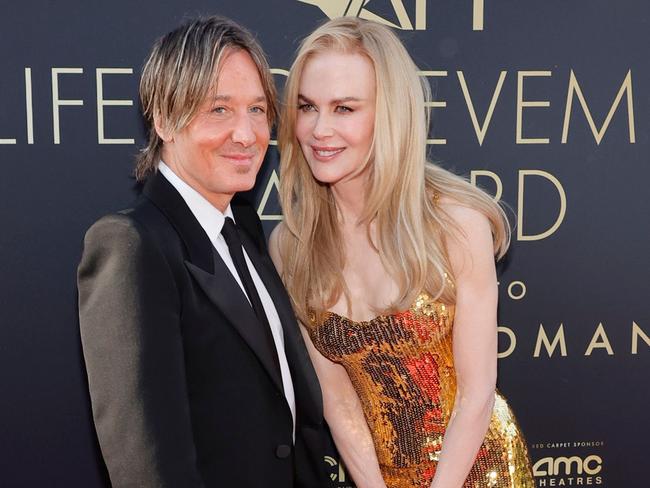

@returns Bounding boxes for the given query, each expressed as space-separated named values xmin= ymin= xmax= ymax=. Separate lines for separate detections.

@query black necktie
xmin=221 ymin=217 xmax=282 ymax=377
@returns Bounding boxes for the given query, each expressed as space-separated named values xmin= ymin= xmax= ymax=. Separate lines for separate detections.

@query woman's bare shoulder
xmin=268 ymin=221 xmax=287 ymax=272
xmin=437 ymin=196 xmax=491 ymax=237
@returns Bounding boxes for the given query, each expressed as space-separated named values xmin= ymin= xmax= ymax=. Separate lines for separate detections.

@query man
xmin=77 ymin=16 xmax=325 ymax=488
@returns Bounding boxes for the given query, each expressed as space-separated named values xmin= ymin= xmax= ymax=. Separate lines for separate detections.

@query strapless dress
xmin=308 ymin=292 xmax=535 ymax=487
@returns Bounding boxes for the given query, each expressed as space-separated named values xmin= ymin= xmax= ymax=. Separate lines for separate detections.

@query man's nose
xmin=230 ymin=112 xmax=256 ymax=146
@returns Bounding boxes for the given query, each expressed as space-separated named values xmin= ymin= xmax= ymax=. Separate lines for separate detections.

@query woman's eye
xmin=335 ymin=105 xmax=353 ymax=113
xmin=298 ymin=103 xmax=315 ymax=112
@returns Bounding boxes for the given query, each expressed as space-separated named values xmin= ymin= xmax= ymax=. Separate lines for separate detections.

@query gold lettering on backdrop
xmin=0 ymin=133 xmax=16 ymax=143
xmin=269 ymin=68 xmax=290 ymax=146
xmin=478 ymin=321 xmax=647 ymax=359
xmin=631 ymin=322 xmax=650 ymax=354
xmin=257 ymin=169 xmax=283 ymax=221
xmin=562 ymin=69 xmax=635 ymax=144
xmin=554 ymin=456 xmax=584 ymax=475
xmin=584 ymin=323 xmax=614 ymax=356
xmin=96 ymin=68 xmax=135 ymax=144
xmin=416 ymin=0 xmax=426 ymax=30
xmin=11 ymin=62 xmax=638 ymax=147
xmin=473 ymin=0 xmax=484 ymax=30
xmin=497 ymin=326 xmax=516 ymax=358
xmin=470 ymin=170 xmax=502 ymax=201
xmin=52 ymin=68 xmax=84 ymax=144
xmin=533 ymin=457 xmax=553 ymax=476
xmin=516 ymin=71 xmax=552 ymax=144
xmin=323 ymin=456 xmax=347 ymax=482
xmin=517 ymin=170 xmax=567 ymax=241
xmin=297 ymin=0 xmax=429 ymax=30
xmin=0 ymin=70 xmax=21 ymax=143
xmin=297 ymin=0 xmax=350 ymax=20
xmin=387 ymin=0 xmax=413 ymax=30
xmin=25 ymin=68 xmax=34 ymax=144
xmin=534 ymin=324 xmax=567 ymax=357
xmin=507 ymin=281 xmax=526 ymax=300
xmin=270 ymin=68 xmax=289 ymax=77
xmin=418 ymin=70 xmax=448 ymax=144
xmin=297 ymin=1 xmax=485 ymax=31
xmin=457 ymin=70 xmax=507 ymax=146
xmin=533 ymin=455 xmax=603 ymax=476
xmin=583 ymin=455 xmax=603 ymax=476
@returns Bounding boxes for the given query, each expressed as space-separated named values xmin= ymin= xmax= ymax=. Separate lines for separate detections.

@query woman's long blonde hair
xmin=277 ymin=17 xmax=510 ymax=324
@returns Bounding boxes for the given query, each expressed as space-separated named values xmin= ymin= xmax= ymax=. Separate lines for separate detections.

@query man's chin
xmin=234 ymin=165 xmax=254 ymax=175
xmin=230 ymin=175 xmax=258 ymax=193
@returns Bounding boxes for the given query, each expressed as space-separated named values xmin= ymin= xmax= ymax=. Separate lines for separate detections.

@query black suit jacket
xmin=77 ymin=172 xmax=326 ymax=488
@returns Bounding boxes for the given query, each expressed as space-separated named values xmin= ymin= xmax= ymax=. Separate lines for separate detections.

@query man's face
xmin=162 ymin=49 xmax=270 ymax=211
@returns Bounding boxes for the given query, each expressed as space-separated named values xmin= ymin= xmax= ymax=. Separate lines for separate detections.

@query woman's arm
xmin=300 ymin=326 xmax=388 ymax=488
xmin=269 ymin=225 xmax=387 ymax=488
xmin=429 ymin=204 xmax=499 ymax=488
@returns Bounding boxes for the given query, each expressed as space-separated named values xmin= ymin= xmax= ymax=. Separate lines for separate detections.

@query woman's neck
xmin=331 ymin=173 xmax=369 ymax=227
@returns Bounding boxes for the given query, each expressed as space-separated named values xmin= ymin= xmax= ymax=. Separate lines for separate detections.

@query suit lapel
xmin=234 ymin=209 xmax=324 ymax=422
xmin=143 ymin=172 xmax=284 ymax=395
xmin=184 ymin=257 xmax=284 ymax=395
xmin=142 ymin=171 xmax=214 ymax=272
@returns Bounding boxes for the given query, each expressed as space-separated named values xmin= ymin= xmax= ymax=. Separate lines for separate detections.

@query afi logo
xmin=534 ymin=455 xmax=603 ymax=476
xmin=324 ymin=456 xmax=347 ymax=482
xmin=298 ymin=0 xmax=486 ymax=31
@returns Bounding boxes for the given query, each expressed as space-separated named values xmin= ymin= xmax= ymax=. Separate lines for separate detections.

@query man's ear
xmin=153 ymin=112 xmax=174 ymax=142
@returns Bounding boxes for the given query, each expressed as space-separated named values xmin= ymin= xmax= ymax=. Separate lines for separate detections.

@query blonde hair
xmin=277 ymin=17 xmax=510 ymax=323
xmin=135 ymin=16 xmax=277 ymax=181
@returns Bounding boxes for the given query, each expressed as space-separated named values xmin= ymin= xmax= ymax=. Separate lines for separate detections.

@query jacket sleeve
xmin=77 ymin=214 xmax=204 ymax=488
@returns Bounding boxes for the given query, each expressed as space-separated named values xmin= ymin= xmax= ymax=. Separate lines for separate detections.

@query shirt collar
xmin=158 ymin=161 xmax=234 ymax=248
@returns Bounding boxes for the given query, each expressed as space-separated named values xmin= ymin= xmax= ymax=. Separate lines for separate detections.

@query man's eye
xmin=212 ymin=106 xmax=227 ymax=114
xmin=250 ymin=106 xmax=266 ymax=114
xmin=298 ymin=103 xmax=315 ymax=112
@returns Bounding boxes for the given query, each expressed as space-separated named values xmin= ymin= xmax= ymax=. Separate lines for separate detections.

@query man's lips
xmin=311 ymin=145 xmax=345 ymax=161
xmin=221 ymin=153 xmax=256 ymax=164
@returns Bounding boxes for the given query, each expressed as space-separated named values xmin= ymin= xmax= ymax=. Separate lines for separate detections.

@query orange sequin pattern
xmin=309 ymin=293 xmax=535 ymax=488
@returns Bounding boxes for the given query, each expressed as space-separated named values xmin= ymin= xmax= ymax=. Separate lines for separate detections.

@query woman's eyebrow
xmin=298 ymin=94 xmax=363 ymax=104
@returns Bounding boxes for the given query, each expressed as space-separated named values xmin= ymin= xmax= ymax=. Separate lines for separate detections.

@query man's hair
xmin=135 ymin=16 xmax=277 ymax=181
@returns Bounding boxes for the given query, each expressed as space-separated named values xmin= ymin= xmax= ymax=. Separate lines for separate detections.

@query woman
xmin=270 ymin=17 xmax=535 ymax=488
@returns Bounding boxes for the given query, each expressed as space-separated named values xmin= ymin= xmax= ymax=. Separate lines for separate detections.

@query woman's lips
xmin=311 ymin=145 xmax=345 ymax=161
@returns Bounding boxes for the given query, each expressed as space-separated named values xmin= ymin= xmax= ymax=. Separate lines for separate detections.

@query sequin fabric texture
xmin=309 ymin=293 xmax=535 ymax=488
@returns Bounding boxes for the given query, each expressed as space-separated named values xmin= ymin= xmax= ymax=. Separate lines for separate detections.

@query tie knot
xmin=221 ymin=217 xmax=240 ymax=247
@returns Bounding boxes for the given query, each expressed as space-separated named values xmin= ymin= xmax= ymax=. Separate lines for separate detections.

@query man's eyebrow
xmin=213 ymin=95 xmax=267 ymax=103
xmin=298 ymin=94 xmax=363 ymax=104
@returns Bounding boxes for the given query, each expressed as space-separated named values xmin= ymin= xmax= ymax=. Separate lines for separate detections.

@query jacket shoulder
xmin=81 ymin=197 xmax=181 ymax=262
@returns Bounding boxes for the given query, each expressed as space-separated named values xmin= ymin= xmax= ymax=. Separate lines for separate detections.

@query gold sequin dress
xmin=308 ymin=293 xmax=535 ymax=488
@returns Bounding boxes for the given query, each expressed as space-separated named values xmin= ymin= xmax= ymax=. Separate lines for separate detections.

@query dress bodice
xmin=308 ymin=292 xmax=535 ymax=488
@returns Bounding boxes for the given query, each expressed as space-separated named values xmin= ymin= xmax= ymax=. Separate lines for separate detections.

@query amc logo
xmin=324 ymin=455 xmax=347 ymax=482
xmin=298 ymin=0 xmax=487 ymax=31
xmin=533 ymin=455 xmax=603 ymax=476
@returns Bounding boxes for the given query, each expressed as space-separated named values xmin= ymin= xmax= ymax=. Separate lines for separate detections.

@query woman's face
xmin=295 ymin=50 xmax=376 ymax=187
